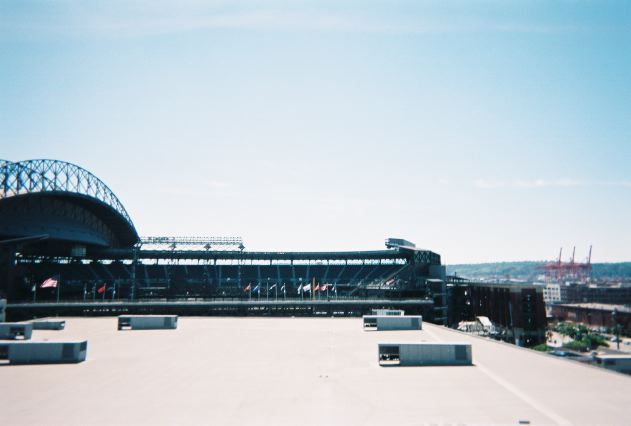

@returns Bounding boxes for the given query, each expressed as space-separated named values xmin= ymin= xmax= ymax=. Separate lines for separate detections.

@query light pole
xmin=299 ymin=277 xmax=303 ymax=301
xmin=612 ymin=309 xmax=620 ymax=350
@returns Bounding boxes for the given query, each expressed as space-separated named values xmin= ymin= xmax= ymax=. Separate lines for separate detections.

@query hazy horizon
xmin=2 ymin=1 xmax=630 ymax=264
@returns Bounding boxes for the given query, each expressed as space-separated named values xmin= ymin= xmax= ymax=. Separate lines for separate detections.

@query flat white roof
xmin=1 ymin=317 xmax=631 ymax=425
xmin=561 ymin=303 xmax=631 ymax=313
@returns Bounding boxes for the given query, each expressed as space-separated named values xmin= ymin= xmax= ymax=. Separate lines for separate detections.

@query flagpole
xmin=56 ymin=274 xmax=61 ymax=303
xmin=83 ymin=282 xmax=87 ymax=301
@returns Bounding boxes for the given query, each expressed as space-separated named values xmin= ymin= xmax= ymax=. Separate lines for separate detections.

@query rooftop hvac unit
xmin=0 ymin=341 xmax=87 ymax=364
xmin=371 ymin=309 xmax=405 ymax=316
xmin=30 ymin=320 xmax=66 ymax=330
xmin=363 ymin=315 xmax=422 ymax=331
xmin=0 ymin=323 xmax=33 ymax=340
xmin=118 ymin=315 xmax=178 ymax=330
xmin=378 ymin=342 xmax=472 ymax=366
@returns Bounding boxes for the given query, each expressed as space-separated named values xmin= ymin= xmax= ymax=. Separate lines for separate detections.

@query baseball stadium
xmin=1 ymin=159 xmax=451 ymax=322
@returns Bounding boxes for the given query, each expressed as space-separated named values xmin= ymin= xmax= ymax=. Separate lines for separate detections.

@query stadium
xmin=0 ymin=159 xmax=448 ymax=321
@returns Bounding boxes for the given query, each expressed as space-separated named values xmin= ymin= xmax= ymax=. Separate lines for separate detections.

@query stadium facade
xmin=1 ymin=159 xmax=545 ymax=343
xmin=0 ymin=159 xmax=447 ymax=319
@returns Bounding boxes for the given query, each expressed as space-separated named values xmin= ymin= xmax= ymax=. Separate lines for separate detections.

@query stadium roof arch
xmin=0 ymin=159 xmax=139 ymax=253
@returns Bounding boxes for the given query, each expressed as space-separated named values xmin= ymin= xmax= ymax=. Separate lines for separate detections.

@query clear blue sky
xmin=1 ymin=1 xmax=630 ymax=263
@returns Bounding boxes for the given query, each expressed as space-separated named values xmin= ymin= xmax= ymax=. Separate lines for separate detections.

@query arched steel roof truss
xmin=0 ymin=159 xmax=134 ymax=227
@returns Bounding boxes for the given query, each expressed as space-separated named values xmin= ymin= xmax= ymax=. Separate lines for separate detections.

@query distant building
xmin=542 ymin=283 xmax=631 ymax=320
xmin=551 ymin=303 xmax=631 ymax=334
xmin=447 ymin=279 xmax=547 ymax=346
xmin=564 ymin=284 xmax=631 ymax=305
xmin=543 ymin=283 xmax=564 ymax=304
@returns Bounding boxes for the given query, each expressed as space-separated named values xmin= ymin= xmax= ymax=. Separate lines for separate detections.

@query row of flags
xmin=38 ymin=276 xmax=396 ymax=294
xmin=243 ymin=283 xmax=287 ymax=293
xmin=242 ymin=282 xmax=336 ymax=293
xmin=297 ymin=283 xmax=334 ymax=293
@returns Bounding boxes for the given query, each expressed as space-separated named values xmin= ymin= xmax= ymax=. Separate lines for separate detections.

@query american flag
xmin=41 ymin=275 xmax=60 ymax=289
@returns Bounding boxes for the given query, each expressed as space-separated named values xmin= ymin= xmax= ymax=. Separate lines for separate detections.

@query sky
xmin=1 ymin=0 xmax=630 ymax=264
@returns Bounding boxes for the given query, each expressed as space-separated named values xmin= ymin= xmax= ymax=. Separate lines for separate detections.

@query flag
xmin=385 ymin=278 xmax=395 ymax=286
xmin=281 ymin=284 xmax=285 ymax=292
xmin=312 ymin=283 xmax=318 ymax=292
xmin=41 ymin=275 xmax=59 ymax=289
xmin=244 ymin=283 xmax=251 ymax=292
xmin=253 ymin=284 xmax=260 ymax=293
xmin=320 ymin=284 xmax=329 ymax=291
xmin=297 ymin=284 xmax=301 ymax=294
xmin=303 ymin=284 xmax=311 ymax=292
xmin=97 ymin=284 xmax=106 ymax=294
xmin=269 ymin=284 xmax=277 ymax=291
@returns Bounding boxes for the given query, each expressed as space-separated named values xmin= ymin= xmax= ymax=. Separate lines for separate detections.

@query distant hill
xmin=446 ymin=262 xmax=631 ymax=281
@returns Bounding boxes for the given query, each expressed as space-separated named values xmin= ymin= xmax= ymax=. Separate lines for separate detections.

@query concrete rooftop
xmin=1 ymin=317 xmax=631 ymax=425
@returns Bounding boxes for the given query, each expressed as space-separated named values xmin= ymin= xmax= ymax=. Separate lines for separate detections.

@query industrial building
xmin=551 ymin=303 xmax=631 ymax=334
xmin=447 ymin=278 xmax=547 ymax=346
xmin=545 ymin=282 xmax=631 ymax=306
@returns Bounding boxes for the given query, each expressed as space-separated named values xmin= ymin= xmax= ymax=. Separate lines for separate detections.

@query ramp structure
xmin=371 ymin=309 xmax=404 ymax=316
xmin=363 ymin=315 xmax=422 ymax=331
xmin=30 ymin=319 xmax=66 ymax=330
xmin=118 ymin=315 xmax=178 ymax=330
xmin=0 ymin=322 xmax=33 ymax=340
xmin=0 ymin=340 xmax=87 ymax=364
xmin=378 ymin=342 xmax=472 ymax=366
